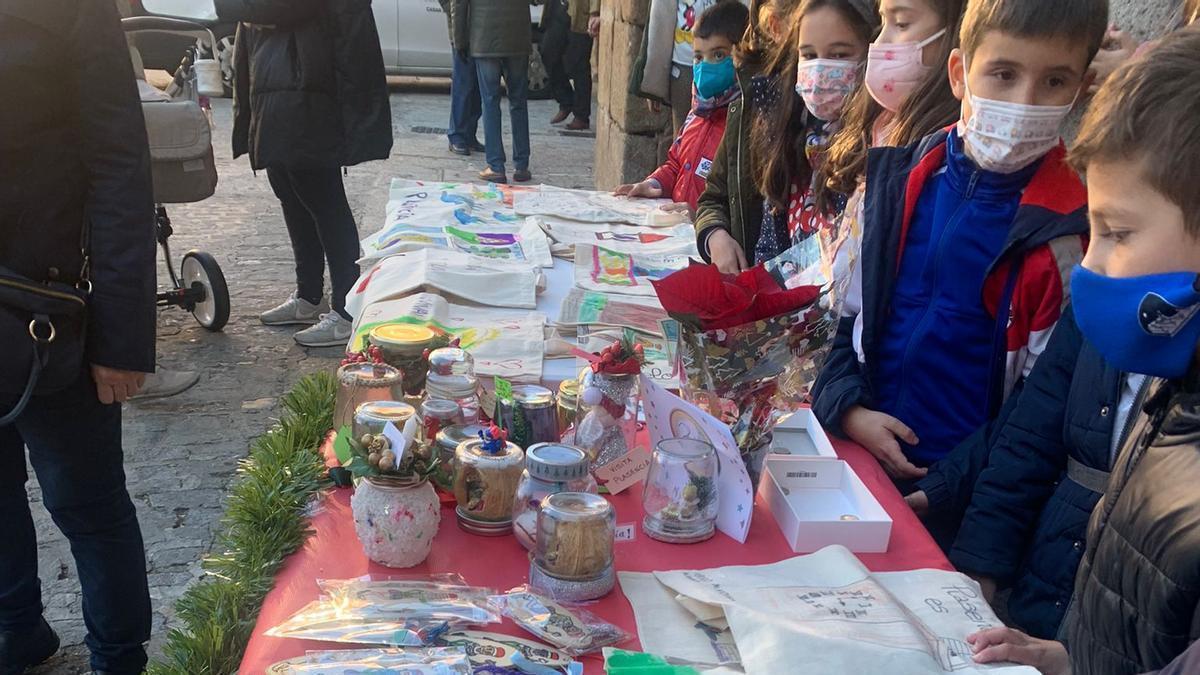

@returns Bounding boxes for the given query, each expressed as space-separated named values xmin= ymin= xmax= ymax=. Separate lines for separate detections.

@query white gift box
xmin=758 ymin=456 xmax=893 ymax=553
xmin=769 ymin=408 xmax=838 ymax=457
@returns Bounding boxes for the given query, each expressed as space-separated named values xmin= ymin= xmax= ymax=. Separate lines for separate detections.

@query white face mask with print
xmin=957 ymin=59 xmax=1077 ymax=173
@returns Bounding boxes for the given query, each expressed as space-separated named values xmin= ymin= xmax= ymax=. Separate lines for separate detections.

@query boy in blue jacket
xmin=811 ymin=0 xmax=1107 ymax=509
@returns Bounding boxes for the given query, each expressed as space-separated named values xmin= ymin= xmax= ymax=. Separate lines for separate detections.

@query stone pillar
xmin=594 ymin=0 xmax=675 ymax=189
xmin=1109 ymin=0 xmax=1181 ymax=43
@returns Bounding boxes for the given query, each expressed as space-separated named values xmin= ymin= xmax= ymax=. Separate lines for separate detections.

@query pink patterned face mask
xmin=864 ymin=28 xmax=946 ymax=112
xmin=795 ymin=58 xmax=862 ymax=122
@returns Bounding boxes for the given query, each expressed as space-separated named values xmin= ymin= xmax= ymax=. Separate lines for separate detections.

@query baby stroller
xmin=122 ymin=15 xmax=230 ymax=331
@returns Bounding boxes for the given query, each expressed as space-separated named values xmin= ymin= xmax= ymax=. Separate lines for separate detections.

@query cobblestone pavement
xmin=27 ymin=80 xmax=595 ymax=673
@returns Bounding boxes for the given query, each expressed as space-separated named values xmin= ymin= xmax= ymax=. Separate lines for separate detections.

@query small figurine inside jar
xmin=452 ymin=425 xmax=525 ymax=535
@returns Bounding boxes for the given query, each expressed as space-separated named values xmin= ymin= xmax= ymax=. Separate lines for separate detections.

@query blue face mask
xmin=693 ymin=56 xmax=736 ymax=100
xmin=1071 ymin=264 xmax=1200 ymax=379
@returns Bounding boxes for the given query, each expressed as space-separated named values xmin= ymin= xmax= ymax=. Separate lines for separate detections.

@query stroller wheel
xmin=180 ymin=250 xmax=230 ymax=332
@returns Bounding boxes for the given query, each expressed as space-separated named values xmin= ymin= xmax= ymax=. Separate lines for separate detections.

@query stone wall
xmin=594 ymin=0 xmax=674 ymax=189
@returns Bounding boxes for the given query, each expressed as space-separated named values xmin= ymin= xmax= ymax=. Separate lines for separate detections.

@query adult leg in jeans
xmin=448 ymin=49 xmax=482 ymax=148
xmin=9 ymin=374 xmax=151 ymax=673
xmin=475 ymin=57 xmax=509 ymax=174
xmin=503 ymin=55 xmax=531 ymax=172
xmin=564 ymin=32 xmax=593 ymax=121
xmin=277 ymin=167 xmax=361 ymax=320
xmin=267 ymin=166 xmax=326 ymax=306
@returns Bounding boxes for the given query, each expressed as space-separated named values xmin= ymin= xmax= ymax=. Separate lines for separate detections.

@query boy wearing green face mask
xmin=614 ymin=1 xmax=749 ymax=212
xmin=965 ymin=26 xmax=1200 ymax=675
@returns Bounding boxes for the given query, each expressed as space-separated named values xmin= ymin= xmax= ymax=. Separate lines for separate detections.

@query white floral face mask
xmin=795 ymin=58 xmax=862 ymax=122
xmin=957 ymin=59 xmax=1077 ymax=173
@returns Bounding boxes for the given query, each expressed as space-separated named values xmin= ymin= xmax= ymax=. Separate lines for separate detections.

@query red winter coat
xmin=648 ymin=105 xmax=729 ymax=211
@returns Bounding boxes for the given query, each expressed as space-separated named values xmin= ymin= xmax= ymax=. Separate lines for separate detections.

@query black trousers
xmin=267 ymin=166 xmax=361 ymax=319
xmin=0 ymin=373 xmax=151 ymax=673
xmin=549 ymin=31 xmax=593 ymax=119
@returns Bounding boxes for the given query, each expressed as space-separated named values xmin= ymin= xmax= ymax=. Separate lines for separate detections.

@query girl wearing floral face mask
xmin=812 ymin=0 xmax=965 ymax=316
xmin=743 ymin=0 xmax=876 ymax=266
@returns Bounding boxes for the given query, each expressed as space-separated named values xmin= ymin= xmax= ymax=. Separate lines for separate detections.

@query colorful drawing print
xmin=445 ymin=226 xmax=526 ymax=261
xmin=595 ymin=231 xmax=672 ymax=244
xmin=373 ymin=230 xmax=449 ymax=251
xmin=592 ymin=247 xmax=637 ymax=287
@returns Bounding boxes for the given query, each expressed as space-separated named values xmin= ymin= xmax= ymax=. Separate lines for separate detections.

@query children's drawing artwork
xmin=446 ymin=226 xmax=526 ymax=261
xmin=513 ymin=186 xmax=678 ymax=226
xmin=573 ymin=244 xmax=690 ymax=297
xmin=578 ymin=327 xmax=674 ymax=386
xmin=350 ymin=293 xmax=546 ymax=382
xmin=560 ymin=288 xmax=669 ymax=335
xmin=640 ymin=374 xmax=753 ymax=543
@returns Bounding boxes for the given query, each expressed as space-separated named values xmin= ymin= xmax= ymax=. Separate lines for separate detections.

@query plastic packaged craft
xmin=494 ymin=587 xmax=629 ymax=656
xmin=265 ymin=647 xmax=471 ymax=674
xmin=436 ymin=630 xmax=573 ymax=669
xmin=265 ymin=576 xmax=500 ymax=647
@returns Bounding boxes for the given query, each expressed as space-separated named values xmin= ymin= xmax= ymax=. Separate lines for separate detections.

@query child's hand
xmin=706 ymin=229 xmax=748 ymax=274
xmin=904 ymin=490 xmax=929 ymax=516
xmin=967 ymin=627 xmax=1070 ymax=675
xmin=842 ymin=405 xmax=926 ymax=479
xmin=613 ymin=180 xmax=663 ymax=199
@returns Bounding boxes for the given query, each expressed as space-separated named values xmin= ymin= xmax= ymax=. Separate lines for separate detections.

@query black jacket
xmin=1066 ymin=370 xmax=1200 ymax=675
xmin=935 ymin=309 xmax=1124 ymax=639
xmin=216 ymin=0 xmax=393 ymax=169
xmin=0 ymin=0 xmax=156 ymax=373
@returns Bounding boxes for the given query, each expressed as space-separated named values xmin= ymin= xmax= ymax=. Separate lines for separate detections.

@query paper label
xmin=382 ymin=421 xmax=407 ymax=469
xmin=592 ymin=447 xmax=652 ymax=495
xmin=615 ymin=523 xmax=637 ymax=543
xmin=494 ymin=376 xmax=514 ymax=402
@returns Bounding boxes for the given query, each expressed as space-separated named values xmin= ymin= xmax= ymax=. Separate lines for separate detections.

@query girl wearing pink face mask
xmin=812 ymin=0 xmax=966 ymax=316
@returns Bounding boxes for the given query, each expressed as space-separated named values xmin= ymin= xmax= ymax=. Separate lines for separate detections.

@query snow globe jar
xmin=530 ymin=492 xmax=616 ymax=601
xmin=641 ymin=438 xmax=719 ymax=544
xmin=513 ymin=443 xmax=597 ymax=550
xmin=369 ymin=324 xmax=443 ymax=396
xmin=452 ymin=426 xmax=525 ymax=535
xmin=352 ymin=400 xmax=416 ymax=439
xmin=426 ymin=347 xmax=481 ymax=424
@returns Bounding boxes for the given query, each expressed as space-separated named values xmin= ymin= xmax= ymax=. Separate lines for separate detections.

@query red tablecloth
xmin=239 ymin=438 xmax=950 ymax=673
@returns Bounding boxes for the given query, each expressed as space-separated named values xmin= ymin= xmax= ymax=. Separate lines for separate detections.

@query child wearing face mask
xmin=811 ymin=0 xmax=1108 ymax=513
xmin=694 ymin=0 xmax=878 ymax=272
xmin=964 ymin=27 xmax=1200 ymax=675
xmin=814 ymin=0 xmax=966 ymax=317
xmin=613 ymin=2 xmax=750 ymax=212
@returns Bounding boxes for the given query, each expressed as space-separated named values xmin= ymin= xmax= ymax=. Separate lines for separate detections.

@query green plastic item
xmin=603 ymin=649 xmax=701 ymax=675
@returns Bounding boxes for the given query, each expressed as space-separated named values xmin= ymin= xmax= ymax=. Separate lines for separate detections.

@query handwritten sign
xmin=615 ymin=523 xmax=637 ymax=543
xmin=593 ymin=447 xmax=652 ymax=495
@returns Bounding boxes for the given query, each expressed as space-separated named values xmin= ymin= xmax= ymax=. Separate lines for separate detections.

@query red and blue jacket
xmin=648 ymin=103 xmax=729 ymax=211
xmin=812 ymin=129 xmax=1088 ymax=466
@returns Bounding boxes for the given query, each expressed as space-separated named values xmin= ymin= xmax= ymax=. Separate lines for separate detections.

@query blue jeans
xmin=475 ymin=55 xmax=530 ymax=173
xmin=0 ymin=373 xmax=151 ymax=673
xmin=448 ymin=49 xmax=482 ymax=147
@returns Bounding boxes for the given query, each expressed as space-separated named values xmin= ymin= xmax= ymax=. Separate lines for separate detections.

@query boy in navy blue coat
xmin=811 ymin=0 xmax=1107 ymax=515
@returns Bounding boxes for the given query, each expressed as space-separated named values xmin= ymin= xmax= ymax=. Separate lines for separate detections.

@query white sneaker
xmin=260 ymin=292 xmax=329 ymax=326
xmin=294 ymin=312 xmax=353 ymax=348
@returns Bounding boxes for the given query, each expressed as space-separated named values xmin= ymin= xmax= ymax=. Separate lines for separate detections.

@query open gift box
xmin=758 ymin=455 xmax=893 ymax=553
xmin=769 ymin=408 xmax=838 ymax=457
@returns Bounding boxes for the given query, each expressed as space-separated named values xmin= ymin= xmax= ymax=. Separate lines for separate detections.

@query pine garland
xmin=147 ymin=371 xmax=336 ymax=675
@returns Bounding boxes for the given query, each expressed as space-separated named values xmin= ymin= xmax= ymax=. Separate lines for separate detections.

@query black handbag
xmin=0 ymin=264 xmax=89 ymax=425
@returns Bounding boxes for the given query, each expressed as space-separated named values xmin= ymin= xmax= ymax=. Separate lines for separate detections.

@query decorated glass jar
xmin=513 ymin=443 xmax=597 ymax=550
xmin=334 ymin=362 xmax=404 ymax=431
xmin=433 ymin=423 xmax=486 ymax=492
xmin=420 ymin=398 xmax=461 ymax=444
xmin=498 ymin=384 xmax=560 ymax=449
xmin=641 ymin=438 xmax=720 ymax=544
xmin=530 ymin=492 xmax=615 ymax=601
xmin=352 ymin=400 xmax=417 ymax=440
xmin=556 ymin=379 xmax=580 ymax=433
xmin=369 ymin=325 xmax=442 ymax=396
xmin=575 ymin=371 xmax=640 ymax=469
xmin=453 ymin=432 xmax=526 ymax=535
xmin=426 ymin=349 xmax=481 ymax=425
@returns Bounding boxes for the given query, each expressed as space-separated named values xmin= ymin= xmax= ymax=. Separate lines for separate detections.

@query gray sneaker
xmin=129 ymin=368 xmax=200 ymax=401
xmin=260 ymin=292 xmax=329 ymax=326
xmin=294 ymin=312 xmax=353 ymax=348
